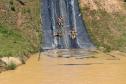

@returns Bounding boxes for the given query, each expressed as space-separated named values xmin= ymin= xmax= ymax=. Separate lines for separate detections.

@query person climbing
xmin=57 ymin=16 xmax=64 ymax=27
xmin=70 ymin=28 xmax=77 ymax=39
xmin=69 ymin=28 xmax=79 ymax=48
xmin=54 ymin=31 xmax=63 ymax=49
xmin=54 ymin=31 xmax=62 ymax=37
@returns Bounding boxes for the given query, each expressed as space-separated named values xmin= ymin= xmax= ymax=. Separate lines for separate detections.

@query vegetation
xmin=80 ymin=0 xmax=126 ymax=52
xmin=6 ymin=62 xmax=17 ymax=70
xmin=0 ymin=0 xmax=40 ymax=57
xmin=0 ymin=0 xmax=125 ymax=58
xmin=0 ymin=25 xmax=33 ymax=57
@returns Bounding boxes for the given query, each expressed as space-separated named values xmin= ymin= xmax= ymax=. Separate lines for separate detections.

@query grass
xmin=80 ymin=2 xmax=126 ymax=52
xmin=0 ymin=0 xmax=40 ymax=57
xmin=6 ymin=62 xmax=17 ymax=70
xmin=0 ymin=25 xmax=33 ymax=57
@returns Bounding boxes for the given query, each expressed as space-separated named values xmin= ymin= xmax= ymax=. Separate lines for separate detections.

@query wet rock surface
xmin=0 ymin=56 xmax=29 ymax=73
xmin=42 ymin=0 xmax=95 ymax=49
xmin=43 ymin=49 xmax=97 ymax=59
xmin=1 ymin=57 xmax=22 ymax=66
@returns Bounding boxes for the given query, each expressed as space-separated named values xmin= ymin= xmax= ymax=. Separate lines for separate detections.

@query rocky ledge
xmin=0 ymin=55 xmax=29 ymax=73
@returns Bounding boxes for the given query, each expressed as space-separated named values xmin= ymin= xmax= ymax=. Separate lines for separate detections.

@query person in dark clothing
xmin=69 ymin=28 xmax=79 ymax=48
xmin=54 ymin=31 xmax=63 ymax=49
xmin=54 ymin=32 xmax=62 ymax=37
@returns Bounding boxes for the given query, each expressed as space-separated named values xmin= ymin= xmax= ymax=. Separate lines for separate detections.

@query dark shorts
xmin=70 ymin=37 xmax=79 ymax=48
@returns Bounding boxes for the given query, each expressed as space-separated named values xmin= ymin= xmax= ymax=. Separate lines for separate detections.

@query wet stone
xmin=43 ymin=49 xmax=95 ymax=58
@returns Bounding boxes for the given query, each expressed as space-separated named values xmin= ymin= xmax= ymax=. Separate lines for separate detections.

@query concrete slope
xmin=41 ymin=0 xmax=94 ymax=49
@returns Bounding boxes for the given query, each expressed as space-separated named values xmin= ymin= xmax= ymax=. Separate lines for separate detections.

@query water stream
xmin=41 ymin=0 xmax=95 ymax=50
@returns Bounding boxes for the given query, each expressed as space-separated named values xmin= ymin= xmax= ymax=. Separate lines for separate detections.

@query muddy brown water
xmin=0 ymin=50 xmax=126 ymax=84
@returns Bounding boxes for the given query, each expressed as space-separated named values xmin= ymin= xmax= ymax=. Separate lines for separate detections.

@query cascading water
xmin=41 ymin=0 xmax=95 ymax=50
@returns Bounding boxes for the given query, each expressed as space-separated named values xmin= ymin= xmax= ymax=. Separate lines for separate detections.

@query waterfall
xmin=41 ymin=0 xmax=95 ymax=50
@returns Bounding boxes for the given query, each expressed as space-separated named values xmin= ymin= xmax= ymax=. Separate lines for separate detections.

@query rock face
xmin=0 ymin=56 xmax=29 ymax=73
xmin=1 ymin=57 xmax=22 ymax=66
xmin=0 ymin=59 xmax=6 ymax=73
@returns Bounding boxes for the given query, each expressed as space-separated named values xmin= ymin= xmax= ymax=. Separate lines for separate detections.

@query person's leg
xmin=71 ymin=38 xmax=78 ymax=48
xmin=57 ymin=37 xmax=61 ymax=48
